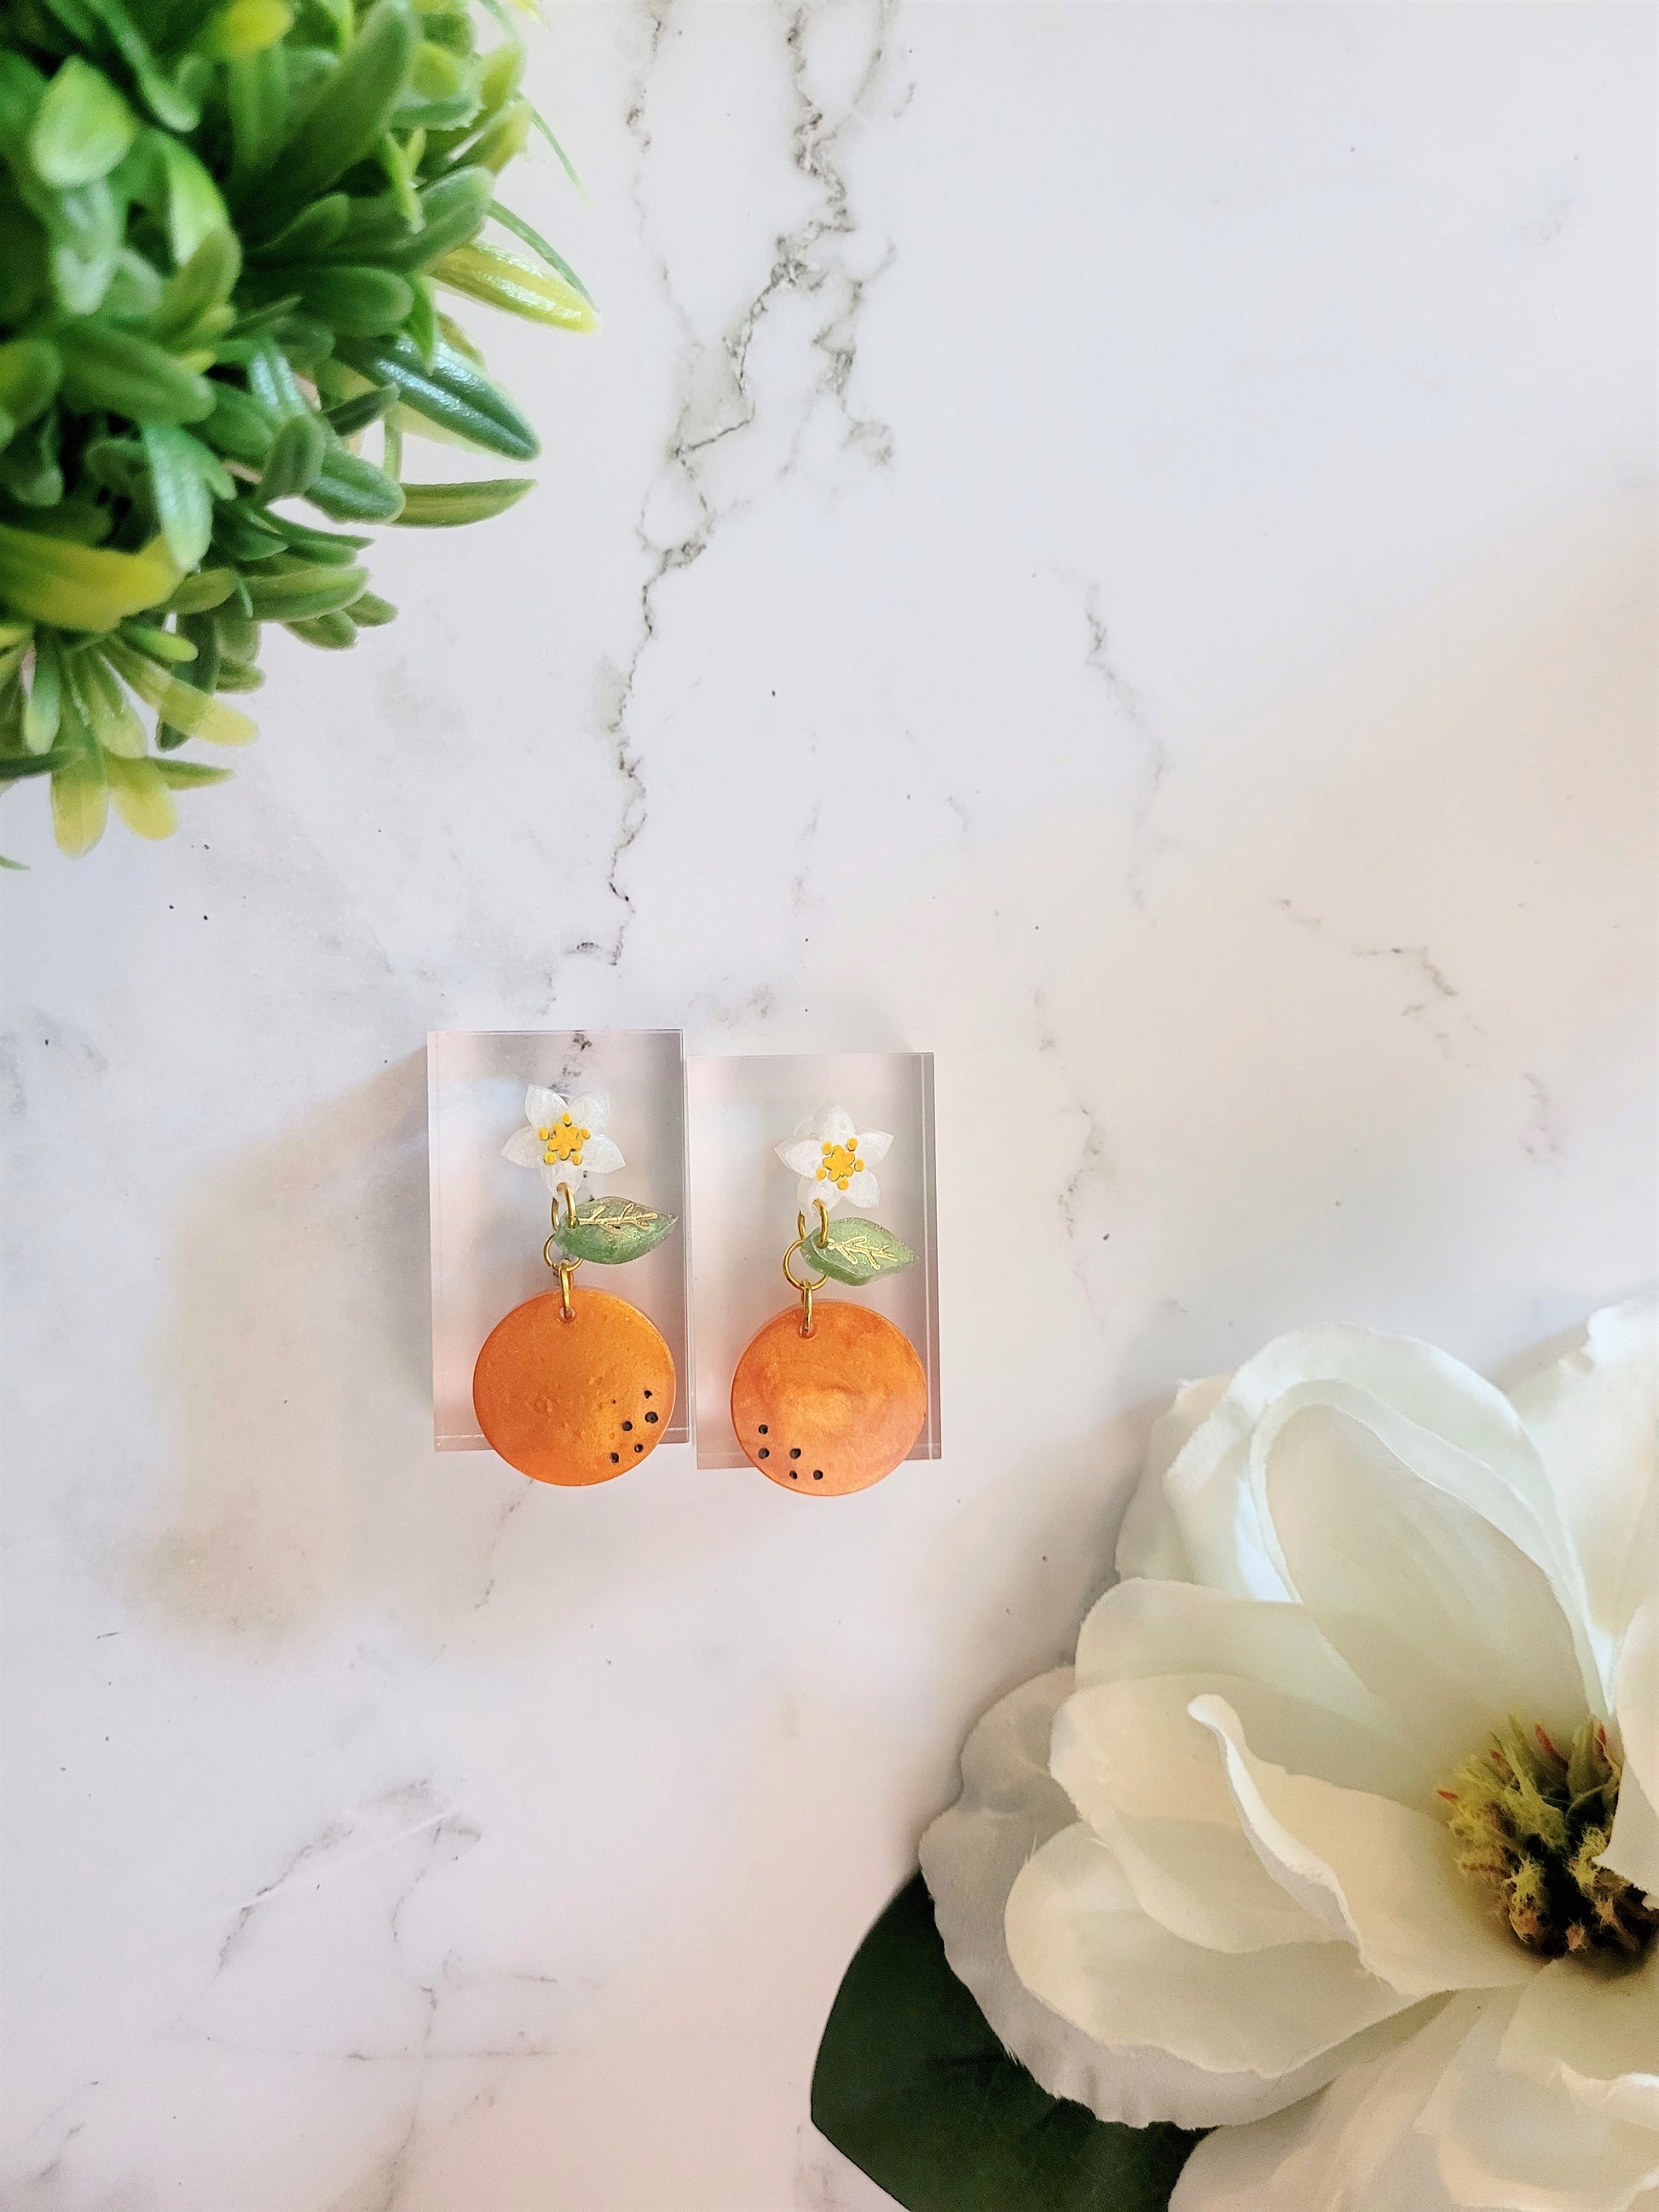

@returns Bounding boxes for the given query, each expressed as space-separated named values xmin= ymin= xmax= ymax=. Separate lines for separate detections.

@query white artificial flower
xmin=501 ymin=1085 xmax=624 ymax=1200
xmin=774 ymin=1103 xmax=893 ymax=1215
xmin=922 ymin=1299 xmax=1659 ymax=2212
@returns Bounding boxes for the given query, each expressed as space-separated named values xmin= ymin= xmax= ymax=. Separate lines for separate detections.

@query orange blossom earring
xmin=730 ymin=1103 xmax=927 ymax=1496
xmin=472 ymin=1084 xmax=679 ymax=1486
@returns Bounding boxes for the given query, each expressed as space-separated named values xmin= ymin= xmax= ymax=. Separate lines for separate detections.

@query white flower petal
xmin=1005 ymin=1822 xmax=1426 ymax=2099
xmin=1101 ymin=1805 xmax=1333 ymax=1955
xmin=1188 ymin=1694 xmax=1537 ymax=1995
xmin=501 ymin=1126 xmax=546 ymax=1168
xmin=540 ymin=1163 xmax=585 ymax=1201
xmin=800 ymin=1175 xmax=842 ymax=1213
xmin=844 ymin=1169 xmax=880 ymax=1209
xmin=920 ymin=1672 xmax=1427 ymax=2130
xmin=1171 ymin=1994 xmax=1483 ymax=2212
xmin=1608 ymin=1591 xmax=1659 ymax=1895
xmin=578 ymin=1133 xmax=624 ymax=1176
xmin=1115 ymin=1375 xmax=1229 ymax=1584
xmin=1075 ymin=1580 xmax=1392 ymax=1740
xmin=1260 ymin=1399 xmax=1596 ymax=1776
xmin=856 ymin=1129 xmax=893 ymax=1166
xmin=806 ymin=1104 xmax=857 ymax=1145
xmin=565 ymin=1090 xmax=609 ymax=1135
xmin=1500 ymin=1949 xmax=1659 ymax=2133
xmin=777 ymin=1139 xmax=824 ymax=1177
xmin=524 ymin=1085 xmax=566 ymax=1129
xmin=1509 ymin=1298 xmax=1658 ymax=1663
xmin=1419 ymin=1988 xmax=1659 ymax=2212
xmin=1153 ymin=1326 xmax=1575 ymax=1609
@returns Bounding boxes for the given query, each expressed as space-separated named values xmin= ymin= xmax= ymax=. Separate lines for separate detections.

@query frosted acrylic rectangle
xmin=685 ymin=1051 xmax=940 ymax=1470
xmin=428 ymin=1029 xmax=691 ymax=1451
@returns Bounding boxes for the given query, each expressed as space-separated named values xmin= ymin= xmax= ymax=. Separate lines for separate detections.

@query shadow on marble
xmin=135 ymin=1050 xmax=495 ymax=1640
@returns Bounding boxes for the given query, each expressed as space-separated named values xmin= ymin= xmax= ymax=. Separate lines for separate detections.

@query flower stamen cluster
xmin=1440 ymin=1718 xmax=1658 ymax=1960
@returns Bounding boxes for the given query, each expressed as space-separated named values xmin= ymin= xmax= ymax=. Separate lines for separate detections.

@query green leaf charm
xmin=806 ymin=1216 xmax=916 ymax=1286
xmin=557 ymin=1197 xmax=678 ymax=1267
xmin=812 ymin=1874 xmax=1204 ymax=2212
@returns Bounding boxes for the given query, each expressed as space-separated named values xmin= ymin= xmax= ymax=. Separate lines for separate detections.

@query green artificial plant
xmin=0 ymin=0 xmax=594 ymax=859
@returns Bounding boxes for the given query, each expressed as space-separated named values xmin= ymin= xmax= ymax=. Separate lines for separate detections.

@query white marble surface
xmin=3 ymin=4 xmax=1654 ymax=2207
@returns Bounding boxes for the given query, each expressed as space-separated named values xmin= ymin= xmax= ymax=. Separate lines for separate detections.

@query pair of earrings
xmin=470 ymin=1090 xmax=927 ymax=1495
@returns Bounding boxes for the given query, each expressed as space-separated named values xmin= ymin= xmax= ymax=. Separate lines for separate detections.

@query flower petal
xmin=777 ymin=1140 xmax=824 ymax=1177
xmin=1419 ymin=1988 xmax=1659 ymax=2212
xmin=578 ymin=1133 xmax=624 ymax=1175
xmin=856 ymin=1129 xmax=893 ymax=1165
xmin=565 ymin=1090 xmax=608 ymax=1135
xmin=844 ymin=1170 xmax=880 ymax=1209
xmin=501 ymin=1125 xmax=546 ymax=1168
xmin=1509 ymin=1298 xmax=1658 ymax=1664
xmin=806 ymin=1104 xmax=857 ymax=1144
xmin=1005 ymin=1822 xmax=1426 ymax=2104
xmin=921 ymin=1672 xmax=1427 ymax=2130
xmin=1115 ymin=1374 xmax=1230 ymax=1584
xmin=540 ymin=1163 xmax=585 ymax=1201
xmin=1608 ymin=1591 xmax=1659 ymax=1895
xmin=1500 ymin=1949 xmax=1659 ymax=2132
xmin=1259 ymin=1399 xmax=1597 ymax=1776
xmin=524 ymin=1085 xmax=566 ymax=1129
xmin=1171 ymin=1994 xmax=1482 ymax=2212
xmin=1152 ymin=1326 xmax=1576 ymax=1608
xmin=1188 ymin=1693 xmax=1537 ymax=1995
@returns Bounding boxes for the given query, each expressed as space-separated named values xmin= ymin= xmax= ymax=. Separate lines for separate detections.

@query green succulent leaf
xmin=812 ymin=1874 xmax=1204 ymax=2212
xmin=257 ymin=408 xmax=327 ymax=498
xmin=30 ymin=56 xmax=136 ymax=188
xmin=0 ymin=524 xmax=178 ymax=631
xmin=142 ymin=422 xmax=221 ymax=567
xmin=333 ymin=329 xmax=536 ymax=458
xmin=104 ymin=637 xmax=256 ymax=742
xmin=0 ymin=338 xmax=61 ymax=442
xmin=56 ymin=319 xmax=215 ymax=424
xmin=393 ymin=474 xmax=529 ymax=525
xmin=805 ymin=1217 xmax=917 ymax=1287
xmin=153 ymin=755 xmax=234 ymax=786
xmin=245 ymin=0 xmax=419 ymax=227
xmin=432 ymin=239 xmax=597 ymax=330
xmin=557 ymin=1198 xmax=679 ymax=1268
xmin=240 ymin=560 xmax=367 ymax=620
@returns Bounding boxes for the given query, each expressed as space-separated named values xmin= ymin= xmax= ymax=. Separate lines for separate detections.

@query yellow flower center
xmin=539 ymin=1112 xmax=590 ymax=1168
xmin=1442 ymin=1718 xmax=1656 ymax=1961
xmin=815 ymin=1138 xmax=864 ymax=1192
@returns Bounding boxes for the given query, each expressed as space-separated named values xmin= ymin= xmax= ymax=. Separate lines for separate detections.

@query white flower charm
xmin=501 ymin=1085 xmax=625 ymax=1200
xmin=922 ymin=1300 xmax=1659 ymax=2212
xmin=775 ymin=1104 xmax=893 ymax=1215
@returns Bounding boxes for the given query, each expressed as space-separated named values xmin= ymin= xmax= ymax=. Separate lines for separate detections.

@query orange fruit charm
xmin=472 ymin=1287 xmax=675 ymax=1487
xmin=731 ymin=1298 xmax=928 ymax=1495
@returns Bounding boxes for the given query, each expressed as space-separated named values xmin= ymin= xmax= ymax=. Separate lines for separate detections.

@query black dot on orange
xmin=633 ymin=1443 xmax=644 ymax=1453
xmin=644 ymin=1389 xmax=653 ymax=1399
xmin=758 ymin=1448 xmax=770 ymax=1459
xmin=758 ymin=1424 xmax=767 ymax=1435
xmin=621 ymin=1420 xmax=633 ymax=1431
xmin=789 ymin=1470 xmax=798 ymax=1480
xmin=789 ymin=1447 xmax=801 ymax=1459
xmin=645 ymin=1411 xmax=658 ymax=1424
xmin=812 ymin=1470 xmax=824 ymax=1481
xmin=609 ymin=1453 xmax=620 ymax=1464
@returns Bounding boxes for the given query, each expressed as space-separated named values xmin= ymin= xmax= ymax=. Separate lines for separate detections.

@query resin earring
xmin=731 ymin=1104 xmax=927 ymax=1496
xmin=472 ymin=1084 xmax=679 ymax=1486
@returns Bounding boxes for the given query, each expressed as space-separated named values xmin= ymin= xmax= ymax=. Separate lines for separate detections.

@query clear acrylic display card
xmin=685 ymin=1051 xmax=940 ymax=1470
xmin=427 ymin=1029 xmax=691 ymax=1451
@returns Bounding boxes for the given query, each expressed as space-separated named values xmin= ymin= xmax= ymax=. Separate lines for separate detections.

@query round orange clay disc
xmin=731 ymin=1299 xmax=928 ymax=1496
xmin=472 ymin=1286 xmax=675 ymax=1487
